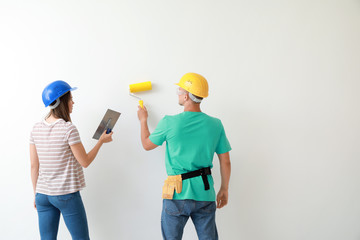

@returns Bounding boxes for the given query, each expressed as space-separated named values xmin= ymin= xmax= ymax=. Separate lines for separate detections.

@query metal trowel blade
xmin=92 ymin=109 xmax=121 ymax=140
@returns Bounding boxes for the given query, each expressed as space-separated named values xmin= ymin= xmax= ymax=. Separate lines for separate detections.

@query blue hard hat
xmin=42 ymin=80 xmax=77 ymax=107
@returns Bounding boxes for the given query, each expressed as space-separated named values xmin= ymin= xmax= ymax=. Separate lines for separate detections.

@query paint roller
xmin=129 ymin=81 xmax=152 ymax=108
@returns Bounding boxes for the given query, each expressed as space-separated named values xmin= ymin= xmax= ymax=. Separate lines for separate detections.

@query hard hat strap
xmin=49 ymin=98 xmax=60 ymax=109
xmin=189 ymin=92 xmax=202 ymax=103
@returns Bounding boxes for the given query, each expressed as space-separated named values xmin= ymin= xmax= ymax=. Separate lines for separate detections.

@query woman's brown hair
xmin=47 ymin=91 xmax=72 ymax=122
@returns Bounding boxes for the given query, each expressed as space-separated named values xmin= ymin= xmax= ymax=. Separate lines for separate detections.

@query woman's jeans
xmin=35 ymin=191 xmax=90 ymax=240
xmin=161 ymin=199 xmax=218 ymax=240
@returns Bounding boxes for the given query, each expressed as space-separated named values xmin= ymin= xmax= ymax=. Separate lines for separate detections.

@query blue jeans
xmin=35 ymin=191 xmax=90 ymax=240
xmin=161 ymin=199 xmax=218 ymax=240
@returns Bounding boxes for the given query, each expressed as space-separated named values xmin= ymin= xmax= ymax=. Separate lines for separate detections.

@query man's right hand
xmin=216 ymin=188 xmax=228 ymax=208
xmin=137 ymin=105 xmax=148 ymax=122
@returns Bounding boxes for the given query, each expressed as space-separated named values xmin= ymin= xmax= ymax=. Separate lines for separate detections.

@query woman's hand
xmin=99 ymin=130 xmax=113 ymax=144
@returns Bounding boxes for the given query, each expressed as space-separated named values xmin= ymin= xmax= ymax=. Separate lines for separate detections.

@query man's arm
xmin=216 ymin=151 xmax=231 ymax=208
xmin=138 ymin=106 xmax=158 ymax=151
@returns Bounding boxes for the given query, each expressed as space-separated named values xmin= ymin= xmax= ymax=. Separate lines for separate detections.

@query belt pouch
xmin=162 ymin=175 xmax=182 ymax=199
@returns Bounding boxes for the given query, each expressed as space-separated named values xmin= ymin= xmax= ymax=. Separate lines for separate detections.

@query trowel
xmin=92 ymin=109 xmax=121 ymax=140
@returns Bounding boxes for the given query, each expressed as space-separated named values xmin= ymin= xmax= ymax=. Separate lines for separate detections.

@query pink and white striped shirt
xmin=30 ymin=119 xmax=86 ymax=195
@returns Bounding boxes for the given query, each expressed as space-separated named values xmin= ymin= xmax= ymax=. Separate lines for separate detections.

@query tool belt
xmin=162 ymin=167 xmax=212 ymax=199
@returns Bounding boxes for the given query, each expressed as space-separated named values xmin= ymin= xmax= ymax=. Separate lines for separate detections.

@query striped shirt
xmin=30 ymin=119 xmax=86 ymax=196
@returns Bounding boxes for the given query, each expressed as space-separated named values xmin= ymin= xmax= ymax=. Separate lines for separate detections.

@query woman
xmin=30 ymin=80 xmax=113 ymax=240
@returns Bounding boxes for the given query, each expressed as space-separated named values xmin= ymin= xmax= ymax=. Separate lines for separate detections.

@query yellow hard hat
xmin=175 ymin=73 xmax=209 ymax=98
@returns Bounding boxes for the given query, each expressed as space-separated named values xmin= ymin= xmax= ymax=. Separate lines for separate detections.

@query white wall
xmin=1 ymin=0 xmax=360 ymax=239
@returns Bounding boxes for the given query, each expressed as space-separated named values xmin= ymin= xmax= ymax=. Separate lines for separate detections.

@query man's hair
xmin=47 ymin=91 xmax=72 ymax=122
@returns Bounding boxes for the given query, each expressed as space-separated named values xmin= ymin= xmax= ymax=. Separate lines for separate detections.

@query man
xmin=137 ymin=73 xmax=231 ymax=240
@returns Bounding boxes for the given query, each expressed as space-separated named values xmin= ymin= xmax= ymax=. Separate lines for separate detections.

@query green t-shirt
xmin=149 ymin=111 xmax=231 ymax=201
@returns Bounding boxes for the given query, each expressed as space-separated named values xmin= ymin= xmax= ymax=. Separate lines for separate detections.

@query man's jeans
xmin=35 ymin=191 xmax=90 ymax=240
xmin=161 ymin=199 xmax=218 ymax=240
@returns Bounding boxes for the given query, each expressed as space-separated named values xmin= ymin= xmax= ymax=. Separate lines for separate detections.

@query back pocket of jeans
xmin=57 ymin=192 xmax=77 ymax=201
xmin=165 ymin=200 xmax=185 ymax=216
xmin=198 ymin=201 xmax=216 ymax=214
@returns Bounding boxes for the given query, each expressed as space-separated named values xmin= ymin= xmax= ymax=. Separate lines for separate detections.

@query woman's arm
xmin=30 ymin=144 xmax=39 ymax=209
xmin=70 ymin=130 xmax=113 ymax=168
xmin=30 ymin=144 xmax=39 ymax=194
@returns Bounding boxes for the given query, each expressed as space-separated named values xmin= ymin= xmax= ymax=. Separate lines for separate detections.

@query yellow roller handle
xmin=139 ymin=100 xmax=144 ymax=108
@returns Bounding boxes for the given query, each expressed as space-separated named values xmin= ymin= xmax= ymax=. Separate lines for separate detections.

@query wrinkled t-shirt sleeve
xmin=215 ymin=122 xmax=232 ymax=154
xmin=149 ymin=116 xmax=168 ymax=146
xmin=66 ymin=124 xmax=82 ymax=146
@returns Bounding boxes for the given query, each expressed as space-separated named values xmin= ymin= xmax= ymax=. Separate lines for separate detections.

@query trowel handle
xmin=139 ymin=100 xmax=144 ymax=108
